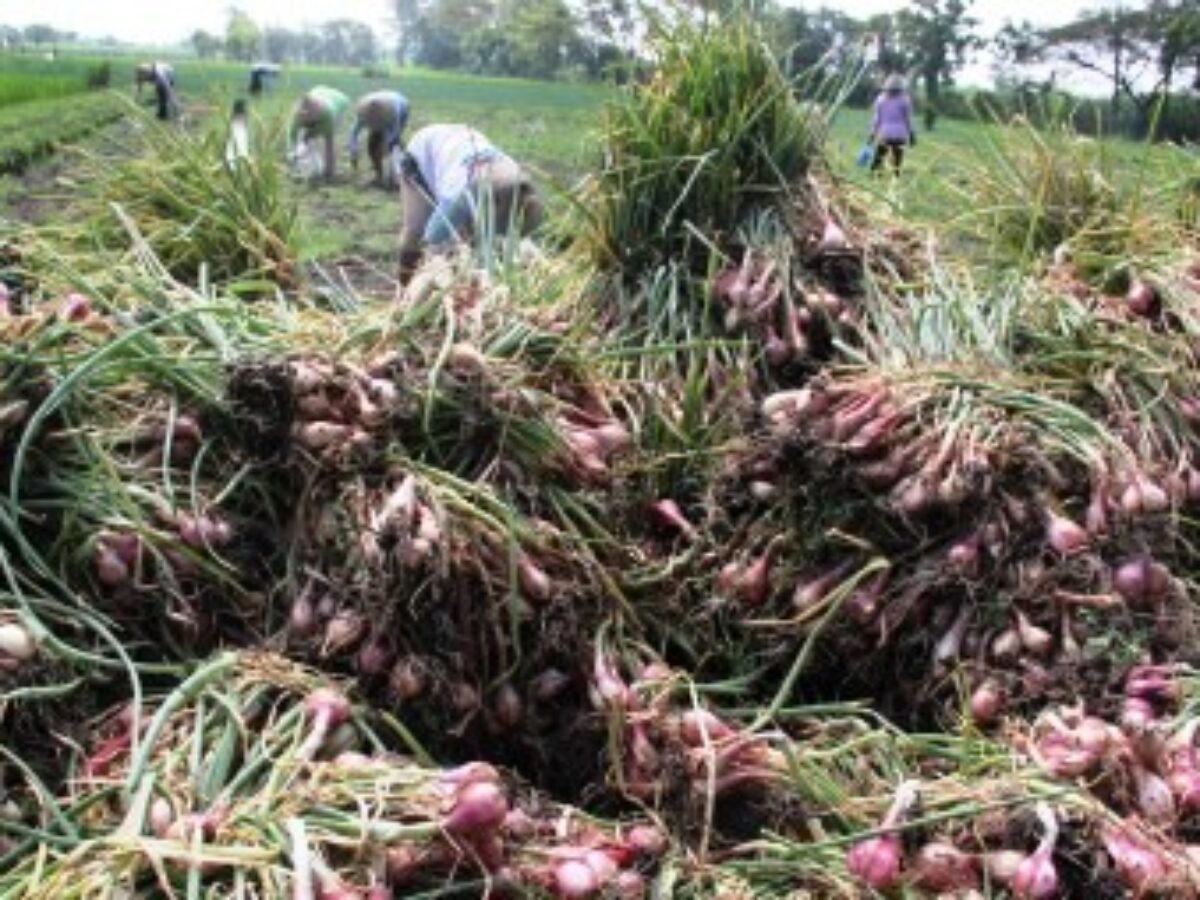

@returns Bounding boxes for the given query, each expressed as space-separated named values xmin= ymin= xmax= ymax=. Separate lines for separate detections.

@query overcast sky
xmin=0 ymin=0 xmax=1095 ymax=47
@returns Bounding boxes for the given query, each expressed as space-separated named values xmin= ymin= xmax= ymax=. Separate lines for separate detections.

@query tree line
xmin=6 ymin=0 xmax=1198 ymax=140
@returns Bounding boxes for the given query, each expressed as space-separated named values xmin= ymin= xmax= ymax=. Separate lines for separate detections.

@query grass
xmin=0 ymin=49 xmax=1193 ymax=282
xmin=0 ymin=54 xmax=98 ymax=108
xmin=0 ymin=92 xmax=125 ymax=175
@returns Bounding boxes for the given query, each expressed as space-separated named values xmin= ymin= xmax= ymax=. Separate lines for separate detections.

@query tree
xmin=1144 ymin=0 xmax=1200 ymax=94
xmin=393 ymin=0 xmax=424 ymax=62
xmin=263 ymin=27 xmax=302 ymax=63
xmin=191 ymin=30 xmax=223 ymax=59
xmin=1038 ymin=2 xmax=1200 ymax=131
xmin=407 ymin=0 xmax=496 ymax=69
xmin=22 ymin=24 xmax=60 ymax=46
xmin=345 ymin=21 xmax=380 ymax=65
xmin=502 ymin=0 xmax=580 ymax=78
xmin=896 ymin=0 xmax=979 ymax=113
xmin=773 ymin=7 xmax=863 ymax=75
xmin=225 ymin=8 xmax=262 ymax=62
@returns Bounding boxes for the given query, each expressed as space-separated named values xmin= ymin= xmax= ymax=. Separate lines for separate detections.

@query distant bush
xmin=86 ymin=60 xmax=111 ymax=89
xmin=360 ymin=63 xmax=390 ymax=79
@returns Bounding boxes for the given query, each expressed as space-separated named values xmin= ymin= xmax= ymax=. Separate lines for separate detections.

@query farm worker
xmin=225 ymin=99 xmax=251 ymax=165
xmin=150 ymin=62 xmax=177 ymax=121
xmin=136 ymin=62 xmax=176 ymax=119
xmin=249 ymin=62 xmax=281 ymax=96
xmin=134 ymin=61 xmax=160 ymax=97
xmin=349 ymin=90 xmax=411 ymax=186
xmin=868 ymin=73 xmax=915 ymax=175
xmin=288 ymin=86 xmax=350 ymax=180
xmin=395 ymin=124 xmax=544 ymax=286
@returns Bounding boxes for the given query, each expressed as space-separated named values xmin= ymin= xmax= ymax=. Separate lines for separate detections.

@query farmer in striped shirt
xmin=395 ymin=124 xmax=544 ymax=286
xmin=349 ymin=90 xmax=411 ymax=187
xmin=288 ymin=87 xmax=350 ymax=180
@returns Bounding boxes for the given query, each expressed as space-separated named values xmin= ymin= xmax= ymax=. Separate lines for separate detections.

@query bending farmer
xmin=135 ymin=61 xmax=168 ymax=97
xmin=152 ymin=62 xmax=177 ymax=121
xmin=395 ymin=124 xmax=544 ymax=285
xmin=869 ymin=74 xmax=915 ymax=175
xmin=349 ymin=90 xmax=411 ymax=187
xmin=249 ymin=62 xmax=281 ymax=96
xmin=288 ymin=86 xmax=350 ymax=180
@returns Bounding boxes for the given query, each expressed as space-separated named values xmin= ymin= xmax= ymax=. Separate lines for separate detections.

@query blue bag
xmin=855 ymin=143 xmax=874 ymax=168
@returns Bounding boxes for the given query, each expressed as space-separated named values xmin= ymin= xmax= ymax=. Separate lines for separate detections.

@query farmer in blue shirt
xmin=349 ymin=91 xmax=410 ymax=187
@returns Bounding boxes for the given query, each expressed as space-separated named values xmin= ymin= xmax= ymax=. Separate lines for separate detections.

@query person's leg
xmin=156 ymin=84 xmax=168 ymax=120
xmin=870 ymin=142 xmax=886 ymax=173
xmin=368 ymin=131 xmax=385 ymax=184
xmin=891 ymin=142 xmax=904 ymax=175
xmin=323 ymin=130 xmax=335 ymax=181
xmin=399 ymin=175 xmax=434 ymax=285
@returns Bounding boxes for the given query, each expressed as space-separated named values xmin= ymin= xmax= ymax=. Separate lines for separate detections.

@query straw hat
xmin=883 ymin=74 xmax=907 ymax=93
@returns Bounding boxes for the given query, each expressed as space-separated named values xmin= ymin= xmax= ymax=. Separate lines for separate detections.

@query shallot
xmin=845 ymin=780 xmax=919 ymax=890
xmin=1100 ymin=825 xmax=1168 ymax=895
xmin=443 ymin=780 xmax=508 ymax=836
xmin=1012 ymin=803 xmax=1059 ymax=899
xmin=910 ymin=841 xmax=978 ymax=892
xmin=0 ymin=621 xmax=36 ymax=661
xmin=970 ymin=680 xmax=1004 ymax=726
xmin=297 ymin=689 xmax=352 ymax=760
xmin=1045 ymin=509 xmax=1088 ymax=556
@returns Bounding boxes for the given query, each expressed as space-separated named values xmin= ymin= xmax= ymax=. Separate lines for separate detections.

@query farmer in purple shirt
xmin=869 ymin=74 xmax=915 ymax=175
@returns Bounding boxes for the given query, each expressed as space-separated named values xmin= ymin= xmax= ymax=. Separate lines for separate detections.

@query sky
xmin=0 ymin=0 xmax=1095 ymax=48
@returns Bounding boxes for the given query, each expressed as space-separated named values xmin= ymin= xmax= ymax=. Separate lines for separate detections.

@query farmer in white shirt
xmin=395 ymin=124 xmax=543 ymax=285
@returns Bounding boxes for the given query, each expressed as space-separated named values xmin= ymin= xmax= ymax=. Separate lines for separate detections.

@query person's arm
xmin=386 ymin=97 xmax=410 ymax=150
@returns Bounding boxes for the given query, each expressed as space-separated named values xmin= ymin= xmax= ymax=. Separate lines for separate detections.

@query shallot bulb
xmin=845 ymin=780 xmax=920 ymax=890
xmin=1045 ymin=509 xmax=1088 ymax=556
xmin=554 ymin=859 xmax=599 ymax=898
xmin=649 ymin=499 xmax=697 ymax=540
xmin=736 ymin=547 xmax=774 ymax=606
xmin=1100 ymin=825 xmax=1167 ymax=895
xmin=817 ymin=217 xmax=850 ymax=254
xmin=443 ymin=780 xmax=508 ymax=837
xmin=517 ymin=555 xmax=552 ymax=604
xmin=0 ymin=621 xmax=37 ymax=662
xmin=297 ymin=688 xmax=352 ymax=761
xmin=1012 ymin=803 xmax=1059 ymax=900
xmin=1126 ymin=279 xmax=1158 ymax=317
xmin=911 ymin=841 xmax=978 ymax=892
xmin=1132 ymin=762 xmax=1176 ymax=826
xmin=1121 ymin=697 xmax=1156 ymax=732
xmin=970 ymin=680 xmax=1005 ymax=726
xmin=846 ymin=834 xmax=902 ymax=890
xmin=1014 ymin=610 xmax=1054 ymax=658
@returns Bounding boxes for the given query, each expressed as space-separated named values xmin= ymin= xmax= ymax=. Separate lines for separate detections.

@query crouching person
xmin=350 ymin=90 xmax=410 ymax=187
xmin=288 ymin=86 xmax=349 ymax=180
xmin=395 ymin=124 xmax=543 ymax=287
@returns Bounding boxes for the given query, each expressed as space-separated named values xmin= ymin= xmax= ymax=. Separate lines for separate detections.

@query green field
xmin=2 ymin=50 xmax=1192 ymax=270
